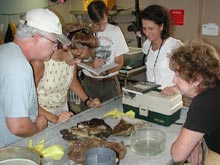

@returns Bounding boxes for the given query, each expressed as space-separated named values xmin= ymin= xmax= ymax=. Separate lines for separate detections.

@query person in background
xmin=141 ymin=4 xmax=182 ymax=95
xmin=0 ymin=8 xmax=70 ymax=147
xmin=80 ymin=0 xmax=129 ymax=110
xmin=31 ymin=23 xmax=101 ymax=123
xmin=170 ymin=40 xmax=220 ymax=164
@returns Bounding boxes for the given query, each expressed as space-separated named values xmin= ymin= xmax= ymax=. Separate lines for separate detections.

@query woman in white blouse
xmin=141 ymin=4 xmax=182 ymax=95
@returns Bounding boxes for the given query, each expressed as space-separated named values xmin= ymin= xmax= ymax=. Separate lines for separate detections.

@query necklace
xmin=153 ymin=39 xmax=164 ymax=68
xmin=145 ymin=39 xmax=164 ymax=83
xmin=145 ymin=39 xmax=164 ymax=68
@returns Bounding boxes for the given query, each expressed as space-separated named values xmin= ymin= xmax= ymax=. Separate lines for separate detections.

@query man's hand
xmin=92 ymin=58 xmax=105 ymax=68
xmin=87 ymin=98 xmax=102 ymax=108
xmin=34 ymin=115 xmax=48 ymax=132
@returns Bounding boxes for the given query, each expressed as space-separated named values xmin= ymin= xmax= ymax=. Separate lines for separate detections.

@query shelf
xmin=70 ymin=10 xmax=133 ymax=15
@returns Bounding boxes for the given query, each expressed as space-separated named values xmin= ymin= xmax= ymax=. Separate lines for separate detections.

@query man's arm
xmin=108 ymin=54 xmax=124 ymax=74
xmin=6 ymin=116 xmax=47 ymax=137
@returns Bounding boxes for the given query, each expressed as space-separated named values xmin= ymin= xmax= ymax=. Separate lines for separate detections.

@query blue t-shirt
xmin=0 ymin=42 xmax=38 ymax=147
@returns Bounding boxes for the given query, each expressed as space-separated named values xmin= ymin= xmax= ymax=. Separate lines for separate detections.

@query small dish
xmin=84 ymin=147 xmax=116 ymax=165
xmin=130 ymin=127 xmax=166 ymax=156
xmin=0 ymin=147 xmax=40 ymax=164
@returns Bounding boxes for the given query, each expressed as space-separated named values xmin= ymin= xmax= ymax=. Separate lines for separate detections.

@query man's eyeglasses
xmin=41 ymin=35 xmax=58 ymax=46
xmin=65 ymin=28 xmax=93 ymax=41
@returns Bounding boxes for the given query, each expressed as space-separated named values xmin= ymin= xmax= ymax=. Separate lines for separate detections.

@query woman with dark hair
xmin=141 ymin=5 xmax=182 ymax=95
xmin=170 ymin=40 xmax=220 ymax=164
xmin=31 ymin=23 xmax=101 ymax=124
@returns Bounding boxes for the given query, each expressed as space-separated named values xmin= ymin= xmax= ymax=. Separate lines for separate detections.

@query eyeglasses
xmin=41 ymin=35 xmax=58 ymax=46
xmin=65 ymin=28 xmax=91 ymax=41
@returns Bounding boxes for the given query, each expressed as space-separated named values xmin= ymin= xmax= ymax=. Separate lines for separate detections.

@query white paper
xmin=122 ymin=82 xmax=161 ymax=95
xmin=77 ymin=62 xmax=118 ymax=75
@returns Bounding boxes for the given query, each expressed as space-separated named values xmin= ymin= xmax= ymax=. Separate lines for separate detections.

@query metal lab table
xmin=9 ymin=96 xmax=186 ymax=165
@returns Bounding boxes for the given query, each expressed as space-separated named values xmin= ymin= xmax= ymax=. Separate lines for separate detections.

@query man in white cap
xmin=0 ymin=8 xmax=70 ymax=147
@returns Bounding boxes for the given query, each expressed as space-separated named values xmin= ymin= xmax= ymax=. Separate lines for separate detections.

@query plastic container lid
xmin=130 ymin=127 xmax=166 ymax=156
xmin=85 ymin=147 xmax=116 ymax=165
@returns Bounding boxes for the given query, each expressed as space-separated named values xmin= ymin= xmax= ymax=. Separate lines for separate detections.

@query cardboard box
xmin=82 ymin=0 xmax=115 ymax=11
xmin=122 ymin=90 xmax=183 ymax=126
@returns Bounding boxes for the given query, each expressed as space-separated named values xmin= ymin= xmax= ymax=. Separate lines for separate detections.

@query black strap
xmin=84 ymin=98 xmax=91 ymax=106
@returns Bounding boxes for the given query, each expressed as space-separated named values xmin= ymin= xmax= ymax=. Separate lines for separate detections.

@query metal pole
xmin=135 ymin=0 xmax=142 ymax=47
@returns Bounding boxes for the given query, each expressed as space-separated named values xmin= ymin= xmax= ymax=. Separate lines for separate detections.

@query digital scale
xmin=122 ymin=82 xmax=183 ymax=126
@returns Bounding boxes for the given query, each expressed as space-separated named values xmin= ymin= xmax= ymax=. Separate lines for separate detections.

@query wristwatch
xmin=104 ymin=70 xmax=109 ymax=76
xmin=84 ymin=97 xmax=92 ymax=106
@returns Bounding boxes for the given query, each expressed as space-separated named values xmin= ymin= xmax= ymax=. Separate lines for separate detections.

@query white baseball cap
xmin=20 ymin=8 xmax=71 ymax=45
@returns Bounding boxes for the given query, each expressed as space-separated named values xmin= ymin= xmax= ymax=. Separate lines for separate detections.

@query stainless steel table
xmin=9 ymin=96 xmax=187 ymax=165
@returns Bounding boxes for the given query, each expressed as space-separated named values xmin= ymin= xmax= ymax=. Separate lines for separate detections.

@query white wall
xmin=48 ymin=0 xmax=202 ymax=47
xmin=200 ymin=0 xmax=220 ymax=53
xmin=1 ymin=0 xmax=220 ymax=53
xmin=0 ymin=0 xmax=48 ymax=37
